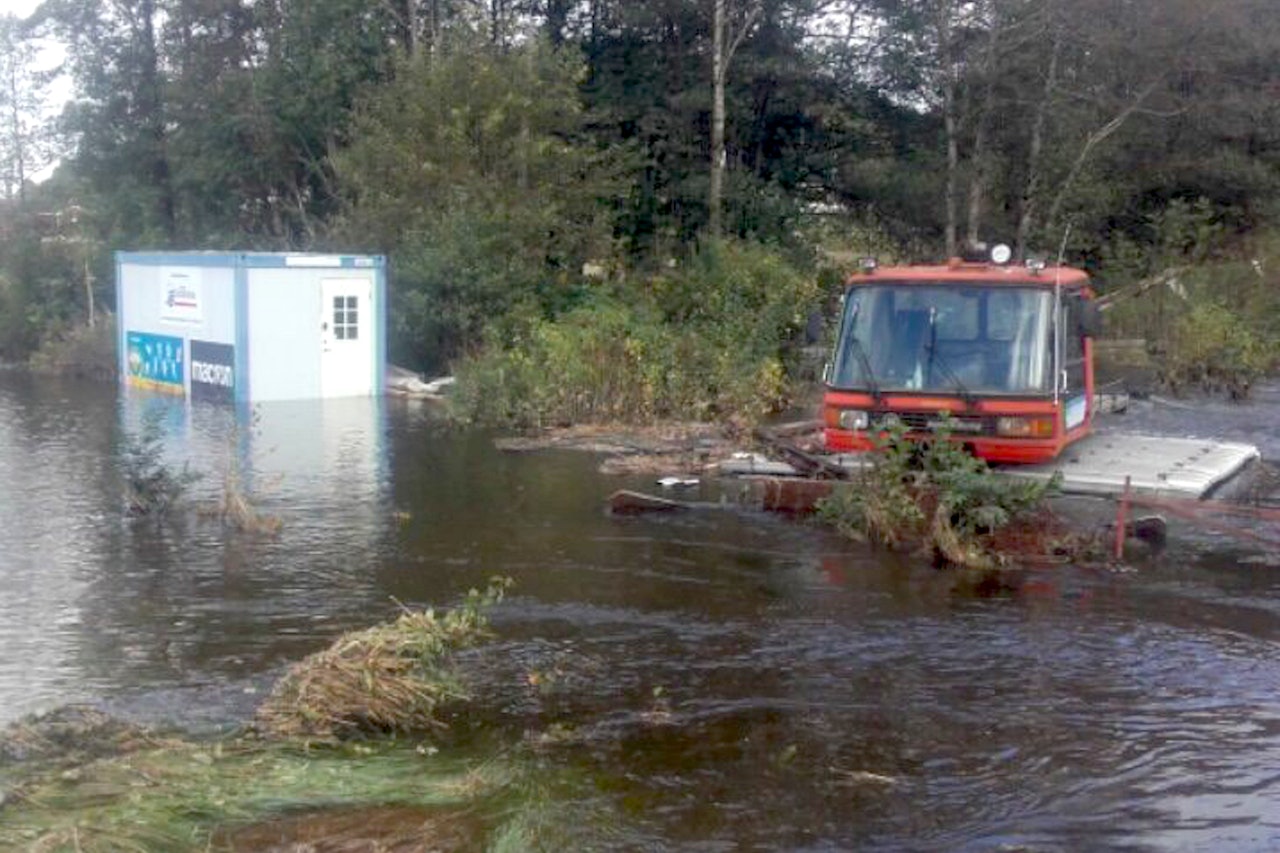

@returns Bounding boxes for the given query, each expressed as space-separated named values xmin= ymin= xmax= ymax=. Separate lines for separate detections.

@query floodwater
xmin=2 ymin=372 xmax=1280 ymax=851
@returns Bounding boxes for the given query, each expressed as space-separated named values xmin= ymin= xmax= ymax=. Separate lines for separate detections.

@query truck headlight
xmin=839 ymin=409 xmax=869 ymax=430
xmin=824 ymin=407 xmax=869 ymax=430
xmin=995 ymin=416 xmax=1054 ymax=438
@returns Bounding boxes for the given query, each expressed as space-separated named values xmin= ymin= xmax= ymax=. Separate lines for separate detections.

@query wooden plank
xmin=607 ymin=490 xmax=689 ymax=514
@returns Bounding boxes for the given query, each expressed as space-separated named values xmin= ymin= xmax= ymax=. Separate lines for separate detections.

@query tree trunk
xmin=965 ymin=6 xmax=1001 ymax=247
xmin=545 ymin=0 xmax=571 ymax=45
xmin=6 ymin=61 xmax=24 ymax=203
xmin=138 ymin=0 xmax=175 ymax=240
xmin=84 ymin=252 xmax=95 ymax=328
xmin=1015 ymin=29 xmax=1059 ymax=259
xmin=708 ymin=0 xmax=760 ymax=239
xmin=427 ymin=0 xmax=440 ymax=60
xmin=943 ymin=76 xmax=959 ymax=257
xmin=936 ymin=1 xmax=958 ymax=257
xmin=405 ymin=0 xmax=418 ymax=57
xmin=491 ymin=0 xmax=507 ymax=49
xmin=709 ymin=0 xmax=726 ymax=237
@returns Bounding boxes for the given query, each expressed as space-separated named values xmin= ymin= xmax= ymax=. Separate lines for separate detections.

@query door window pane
xmin=331 ymin=295 xmax=360 ymax=342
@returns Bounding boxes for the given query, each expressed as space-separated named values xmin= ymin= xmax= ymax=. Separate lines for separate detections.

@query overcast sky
xmin=0 ymin=0 xmax=38 ymax=19
xmin=1 ymin=0 xmax=39 ymax=17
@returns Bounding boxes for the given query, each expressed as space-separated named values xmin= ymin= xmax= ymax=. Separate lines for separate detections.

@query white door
xmin=320 ymin=277 xmax=373 ymax=397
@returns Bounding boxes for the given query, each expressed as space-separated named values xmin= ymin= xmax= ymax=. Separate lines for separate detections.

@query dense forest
xmin=1 ymin=0 xmax=1278 ymax=420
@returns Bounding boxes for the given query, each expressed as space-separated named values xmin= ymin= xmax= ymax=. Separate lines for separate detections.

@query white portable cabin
xmin=115 ymin=252 xmax=387 ymax=402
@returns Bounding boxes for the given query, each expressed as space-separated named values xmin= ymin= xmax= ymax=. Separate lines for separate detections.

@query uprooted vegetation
xmin=817 ymin=423 xmax=1070 ymax=569
xmin=255 ymin=578 xmax=512 ymax=741
xmin=0 ymin=732 xmax=569 ymax=852
xmin=0 ymin=579 xmax=605 ymax=851
xmin=208 ymin=410 xmax=283 ymax=536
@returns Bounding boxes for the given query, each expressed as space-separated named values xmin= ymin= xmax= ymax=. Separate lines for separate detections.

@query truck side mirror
xmin=1077 ymin=299 xmax=1103 ymax=338
xmin=804 ymin=310 xmax=824 ymax=345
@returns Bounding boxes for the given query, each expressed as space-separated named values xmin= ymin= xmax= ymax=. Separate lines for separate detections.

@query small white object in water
xmin=657 ymin=477 xmax=699 ymax=488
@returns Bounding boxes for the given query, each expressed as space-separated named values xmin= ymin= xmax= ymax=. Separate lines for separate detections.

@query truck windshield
xmin=830 ymin=284 xmax=1054 ymax=395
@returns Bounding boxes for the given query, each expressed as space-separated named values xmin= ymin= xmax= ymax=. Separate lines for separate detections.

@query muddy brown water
xmin=2 ymin=372 xmax=1280 ymax=850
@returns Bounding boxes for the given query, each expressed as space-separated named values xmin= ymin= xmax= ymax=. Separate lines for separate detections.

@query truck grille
xmin=870 ymin=412 xmax=993 ymax=435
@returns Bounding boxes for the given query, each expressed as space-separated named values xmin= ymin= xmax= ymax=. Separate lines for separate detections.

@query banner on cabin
xmin=190 ymin=340 xmax=235 ymax=403
xmin=125 ymin=331 xmax=185 ymax=394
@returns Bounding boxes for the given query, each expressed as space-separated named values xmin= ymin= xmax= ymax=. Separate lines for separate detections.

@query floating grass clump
xmin=0 ymin=705 xmax=169 ymax=768
xmin=0 ymin=578 xmax=614 ymax=851
xmin=254 ymin=579 xmax=512 ymax=741
xmin=0 ymin=738 xmax=523 ymax=852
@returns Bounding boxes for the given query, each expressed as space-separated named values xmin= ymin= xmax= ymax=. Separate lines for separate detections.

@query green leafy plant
xmin=817 ymin=420 xmax=1060 ymax=568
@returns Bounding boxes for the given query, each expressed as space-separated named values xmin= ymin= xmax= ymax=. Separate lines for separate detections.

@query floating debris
xmin=254 ymin=580 xmax=510 ymax=741
xmin=656 ymin=476 xmax=699 ymax=488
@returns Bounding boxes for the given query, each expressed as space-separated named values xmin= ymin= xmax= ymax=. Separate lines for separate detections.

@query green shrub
xmin=451 ymin=240 xmax=818 ymax=428
xmin=1160 ymin=302 xmax=1273 ymax=398
xmin=27 ymin=316 xmax=117 ymax=380
xmin=817 ymin=422 xmax=1059 ymax=568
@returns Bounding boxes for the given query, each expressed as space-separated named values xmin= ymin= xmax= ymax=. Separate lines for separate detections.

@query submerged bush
xmin=120 ymin=408 xmax=201 ymax=518
xmin=452 ymin=240 xmax=819 ymax=429
xmin=817 ymin=423 xmax=1060 ymax=568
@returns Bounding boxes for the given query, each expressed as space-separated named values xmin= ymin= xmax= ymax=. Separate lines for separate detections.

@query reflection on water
xmin=2 ymin=373 xmax=1280 ymax=849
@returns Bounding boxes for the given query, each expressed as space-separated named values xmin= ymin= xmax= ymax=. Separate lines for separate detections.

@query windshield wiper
xmin=847 ymin=332 xmax=881 ymax=401
xmin=843 ymin=302 xmax=880 ymax=400
xmin=925 ymin=308 xmax=976 ymax=405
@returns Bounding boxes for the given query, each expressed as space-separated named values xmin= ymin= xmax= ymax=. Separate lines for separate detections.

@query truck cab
xmin=823 ymin=246 xmax=1100 ymax=464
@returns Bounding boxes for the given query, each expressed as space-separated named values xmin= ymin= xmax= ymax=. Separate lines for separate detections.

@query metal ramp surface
xmin=1002 ymin=433 xmax=1260 ymax=498
xmin=717 ymin=433 xmax=1261 ymax=500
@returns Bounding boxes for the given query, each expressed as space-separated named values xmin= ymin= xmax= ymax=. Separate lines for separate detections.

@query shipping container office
xmin=115 ymin=252 xmax=387 ymax=402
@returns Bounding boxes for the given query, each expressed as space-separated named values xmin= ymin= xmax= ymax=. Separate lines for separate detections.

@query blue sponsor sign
xmin=125 ymin=331 xmax=185 ymax=394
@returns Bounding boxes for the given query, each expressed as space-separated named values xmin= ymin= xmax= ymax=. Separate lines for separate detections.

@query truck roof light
xmin=1025 ymin=256 xmax=1047 ymax=273
xmin=990 ymin=243 xmax=1013 ymax=265
xmin=858 ymin=257 xmax=878 ymax=274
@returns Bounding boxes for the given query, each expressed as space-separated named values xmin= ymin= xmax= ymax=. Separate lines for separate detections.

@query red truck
xmin=823 ymin=244 xmax=1102 ymax=464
